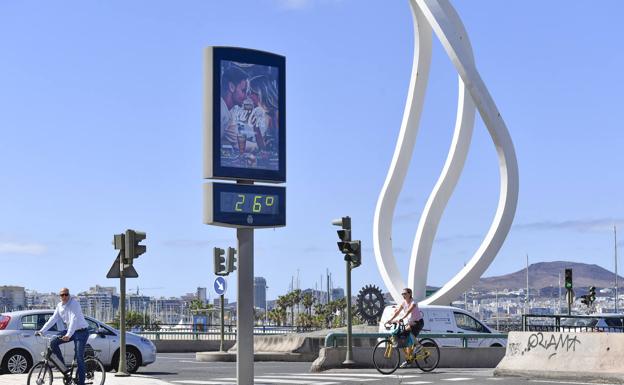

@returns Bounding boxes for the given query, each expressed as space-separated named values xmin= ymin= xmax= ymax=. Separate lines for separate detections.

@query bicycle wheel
xmin=27 ymin=361 xmax=53 ymax=385
xmin=414 ymin=338 xmax=440 ymax=372
xmin=372 ymin=338 xmax=400 ymax=375
xmin=83 ymin=358 xmax=106 ymax=385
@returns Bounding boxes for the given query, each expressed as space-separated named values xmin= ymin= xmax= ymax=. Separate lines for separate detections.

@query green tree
xmin=301 ymin=292 xmax=315 ymax=316
xmin=111 ymin=311 xmax=159 ymax=330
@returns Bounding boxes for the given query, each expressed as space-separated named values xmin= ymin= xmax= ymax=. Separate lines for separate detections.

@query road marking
xmin=218 ymin=378 xmax=338 ymax=385
xmin=530 ymin=381 xmax=619 ymax=385
xmin=260 ymin=375 xmax=376 ymax=382
xmin=442 ymin=379 xmax=474 ymax=382
xmin=403 ymin=382 xmax=433 ymax=385
xmin=171 ymin=381 xmax=235 ymax=384
xmin=290 ymin=372 xmax=421 ymax=378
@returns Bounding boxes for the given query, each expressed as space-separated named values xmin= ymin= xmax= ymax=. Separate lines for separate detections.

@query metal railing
xmin=522 ymin=314 xmax=624 ymax=333
xmin=135 ymin=324 xmax=321 ymax=341
xmin=324 ymin=332 xmax=508 ymax=349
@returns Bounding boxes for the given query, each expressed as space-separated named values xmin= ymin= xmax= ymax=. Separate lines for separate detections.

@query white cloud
xmin=0 ymin=242 xmax=47 ymax=255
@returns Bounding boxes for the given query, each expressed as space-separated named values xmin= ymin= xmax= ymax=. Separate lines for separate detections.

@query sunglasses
xmin=59 ymin=293 xmax=69 ymax=297
xmin=401 ymin=292 xmax=409 ymax=296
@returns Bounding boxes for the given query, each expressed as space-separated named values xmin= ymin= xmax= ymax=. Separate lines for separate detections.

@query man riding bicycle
xmin=36 ymin=287 xmax=90 ymax=385
xmin=384 ymin=287 xmax=425 ymax=368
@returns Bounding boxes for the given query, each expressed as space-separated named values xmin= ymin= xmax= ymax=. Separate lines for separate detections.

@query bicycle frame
xmin=36 ymin=335 xmax=78 ymax=382
xmin=385 ymin=321 xmax=430 ymax=361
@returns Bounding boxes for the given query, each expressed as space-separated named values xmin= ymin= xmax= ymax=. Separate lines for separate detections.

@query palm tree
xmin=292 ymin=289 xmax=302 ymax=325
xmin=276 ymin=295 xmax=291 ymax=325
xmin=302 ymin=292 xmax=315 ymax=316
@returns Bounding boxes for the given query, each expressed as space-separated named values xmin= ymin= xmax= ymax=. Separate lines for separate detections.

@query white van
xmin=379 ymin=304 xmax=506 ymax=348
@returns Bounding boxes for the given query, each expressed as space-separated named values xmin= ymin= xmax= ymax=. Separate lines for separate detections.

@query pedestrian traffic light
xmin=589 ymin=286 xmax=596 ymax=303
xmin=214 ymin=247 xmax=226 ymax=276
xmin=580 ymin=295 xmax=590 ymax=307
xmin=564 ymin=268 xmax=573 ymax=290
xmin=227 ymin=247 xmax=237 ymax=274
xmin=124 ymin=229 xmax=146 ymax=265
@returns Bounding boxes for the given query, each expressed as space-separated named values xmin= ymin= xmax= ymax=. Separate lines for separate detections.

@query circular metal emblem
xmin=247 ymin=215 xmax=253 ymax=224
xmin=356 ymin=284 xmax=385 ymax=325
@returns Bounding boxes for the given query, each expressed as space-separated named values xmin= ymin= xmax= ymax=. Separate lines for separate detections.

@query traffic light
xmin=348 ymin=240 xmax=361 ymax=268
xmin=589 ymin=286 xmax=596 ymax=303
xmin=332 ymin=216 xmax=351 ymax=230
xmin=337 ymin=228 xmax=352 ymax=253
xmin=564 ymin=268 xmax=573 ymax=290
xmin=580 ymin=295 xmax=590 ymax=307
xmin=332 ymin=216 xmax=361 ymax=269
xmin=214 ymin=247 xmax=226 ymax=276
xmin=113 ymin=233 xmax=125 ymax=251
xmin=124 ymin=230 xmax=146 ymax=265
xmin=227 ymin=247 xmax=237 ymax=274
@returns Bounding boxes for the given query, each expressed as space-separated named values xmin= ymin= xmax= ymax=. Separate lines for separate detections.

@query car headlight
xmin=140 ymin=337 xmax=152 ymax=345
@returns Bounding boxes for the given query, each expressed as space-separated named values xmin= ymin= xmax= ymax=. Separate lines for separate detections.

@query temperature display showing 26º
xmin=220 ymin=192 xmax=279 ymax=215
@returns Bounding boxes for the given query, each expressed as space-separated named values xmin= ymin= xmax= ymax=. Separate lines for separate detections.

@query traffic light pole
xmin=116 ymin=271 xmax=129 ymax=376
xmin=220 ymin=294 xmax=225 ymax=352
xmin=237 ymin=227 xmax=254 ymax=385
xmin=344 ymin=261 xmax=355 ymax=366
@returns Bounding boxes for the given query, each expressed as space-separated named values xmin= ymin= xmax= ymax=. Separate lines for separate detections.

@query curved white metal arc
xmin=373 ymin=3 xmax=432 ymax=303
xmin=414 ymin=0 xmax=520 ymax=306
xmin=408 ymin=0 xmax=476 ymax=301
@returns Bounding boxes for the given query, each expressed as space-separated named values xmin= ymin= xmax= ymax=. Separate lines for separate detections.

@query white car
xmin=0 ymin=310 xmax=157 ymax=374
xmin=379 ymin=304 xmax=507 ymax=347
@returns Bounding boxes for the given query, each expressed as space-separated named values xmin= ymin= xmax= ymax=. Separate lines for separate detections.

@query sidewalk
xmin=0 ymin=373 xmax=173 ymax=385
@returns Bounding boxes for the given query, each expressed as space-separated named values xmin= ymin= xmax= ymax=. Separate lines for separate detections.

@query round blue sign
xmin=214 ymin=276 xmax=227 ymax=296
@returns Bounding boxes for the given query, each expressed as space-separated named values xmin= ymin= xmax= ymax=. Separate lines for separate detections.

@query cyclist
xmin=36 ymin=288 xmax=90 ymax=385
xmin=384 ymin=288 xmax=425 ymax=368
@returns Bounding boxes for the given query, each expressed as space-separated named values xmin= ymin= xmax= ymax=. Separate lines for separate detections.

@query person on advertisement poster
xmin=220 ymin=65 xmax=248 ymax=148
xmin=249 ymin=74 xmax=279 ymax=153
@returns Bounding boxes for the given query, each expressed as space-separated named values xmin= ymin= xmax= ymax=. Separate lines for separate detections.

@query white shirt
xmin=40 ymin=297 xmax=89 ymax=338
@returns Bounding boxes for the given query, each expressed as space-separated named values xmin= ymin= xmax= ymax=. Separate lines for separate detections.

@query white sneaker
xmin=400 ymin=360 xmax=413 ymax=368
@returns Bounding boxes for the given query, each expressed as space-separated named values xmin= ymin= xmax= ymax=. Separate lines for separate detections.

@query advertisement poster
xmin=219 ymin=60 xmax=280 ymax=171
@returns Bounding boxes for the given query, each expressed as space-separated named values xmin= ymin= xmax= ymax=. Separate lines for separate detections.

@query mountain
xmin=474 ymin=261 xmax=623 ymax=291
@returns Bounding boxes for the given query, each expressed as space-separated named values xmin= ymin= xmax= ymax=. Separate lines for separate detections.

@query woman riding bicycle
xmin=384 ymin=288 xmax=424 ymax=368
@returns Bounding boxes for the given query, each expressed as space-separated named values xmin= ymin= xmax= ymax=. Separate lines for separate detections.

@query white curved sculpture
xmin=373 ymin=0 xmax=519 ymax=306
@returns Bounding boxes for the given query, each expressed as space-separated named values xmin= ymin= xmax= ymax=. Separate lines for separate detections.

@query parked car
xmin=379 ymin=304 xmax=507 ymax=347
xmin=0 ymin=309 xmax=156 ymax=374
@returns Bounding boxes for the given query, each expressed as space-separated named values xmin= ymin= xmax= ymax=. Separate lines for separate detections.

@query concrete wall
xmin=228 ymin=335 xmax=325 ymax=354
xmin=495 ymin=332 xmax=624 ymax=383
xmin=311 ymin=346 xmax=505 ymax=372
xmin=154 ymin=340 xmax=236 ymax=353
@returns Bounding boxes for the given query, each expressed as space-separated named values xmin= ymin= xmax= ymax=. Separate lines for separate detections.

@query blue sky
xmin=1 ymin=0 xmax=623 ymax=302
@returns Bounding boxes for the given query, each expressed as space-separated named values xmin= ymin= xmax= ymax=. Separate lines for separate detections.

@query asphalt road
xmin=134 ymin=353 xmax=607 ymax=385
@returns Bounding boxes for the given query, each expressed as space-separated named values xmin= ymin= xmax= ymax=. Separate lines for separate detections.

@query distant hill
xmin=475 ymin=261 xmax=623 ymax=290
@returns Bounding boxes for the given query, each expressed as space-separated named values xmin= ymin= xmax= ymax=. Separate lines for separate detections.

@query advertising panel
xmin=204 ymin=47 xmax=286 ymax=183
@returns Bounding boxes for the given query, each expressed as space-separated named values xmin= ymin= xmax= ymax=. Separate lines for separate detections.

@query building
xmin=254 ymin=277 xmax=267 ymax=310
xmin=331 ymin=287 xmax=345 ymax=301
xmin=197 ymin=287 xmax=207 ymax=304
xmin=0 ymin=286 xmax=26 ymax=311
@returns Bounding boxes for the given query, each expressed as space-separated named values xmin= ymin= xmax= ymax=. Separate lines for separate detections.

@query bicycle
xmin=27 ymin=335 xmax=105 ymax=385
xmin=372 ymin=320 xmax=440 ymax=375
